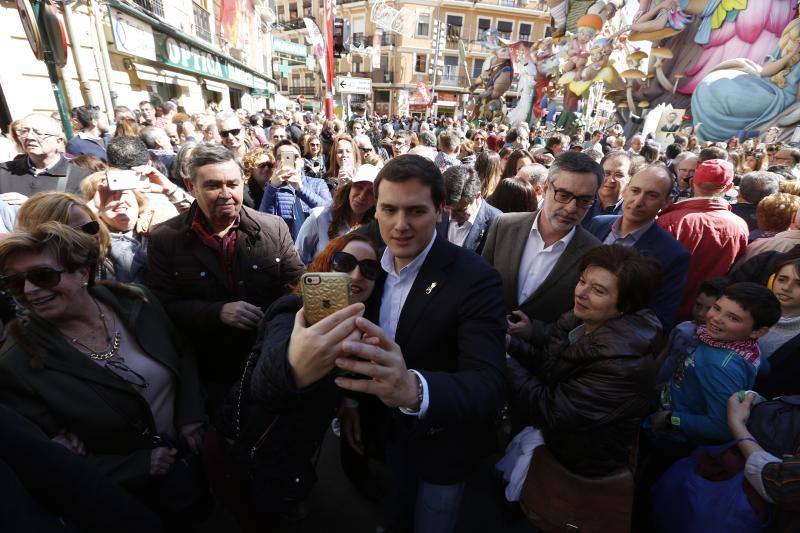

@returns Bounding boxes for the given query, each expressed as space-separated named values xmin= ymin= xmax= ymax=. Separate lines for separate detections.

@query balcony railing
xmin=439 ymin=74 xmax=468 ymax=87
xmin=132 ymin=0 xmax=164 ymax=17
xmin=287 ymin=86 xmax=317 ymax=96
xmin=499 ymin=0 xmax=517 ymax=6
xmin=366 ymin=33 xmax=395 ymax=46
xmin=280 ymin=18 xmax=306 ymax=31
xmin=193 ymin=3 xmax=212 ymax=42
xmin=519 ymin=33 xmax=530 ymax=42
xmin=496 ymin=31 xmax=512 ymax=40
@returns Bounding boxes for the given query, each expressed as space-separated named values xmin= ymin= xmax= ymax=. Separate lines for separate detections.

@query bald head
xmin=622 ymin=164 xmax=673 ymax=227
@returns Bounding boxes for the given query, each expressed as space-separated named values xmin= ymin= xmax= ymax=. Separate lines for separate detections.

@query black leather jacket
xmin=507 ymin=309 xmax=663 ymax=476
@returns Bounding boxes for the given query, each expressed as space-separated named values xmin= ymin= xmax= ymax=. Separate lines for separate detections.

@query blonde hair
xmin=16 ymin=192 xmax=110 ymax=263
xmin=757 ymin=192 xmax=800 ymax=232
xmin=772 ymin=18 xmax=800 ymax=88
xmin=780 ymin=179 xmax=800 ymax=197
xmin=241 ymin=147 xmax=274 ymax=182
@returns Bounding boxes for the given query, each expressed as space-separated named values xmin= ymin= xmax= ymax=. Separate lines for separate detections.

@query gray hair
xmin=171 ymin=140 xmax=197 ymax=183
xmin=188 ymin=143 xmax=243 ymax=183
xmin=215 ymin=110 xmax=238 ymax=126
xmin=161 ymin=100 xmax=177 ymax=114
xmin=443 ymin=165 xmax=482 ymax=204
xmin=672 ymin=151 xmax=699 ymax=167
xmin=517 ymin=163 xmax=548 ymax=186
xmin=139 ymin=126 xmax=163 ymax=149
xmin=739 ymin=171 xmax=781 ymax=204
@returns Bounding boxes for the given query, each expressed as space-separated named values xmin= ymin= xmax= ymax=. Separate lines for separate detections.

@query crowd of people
xmin=0 ymin=97 xmax=799 ymax=533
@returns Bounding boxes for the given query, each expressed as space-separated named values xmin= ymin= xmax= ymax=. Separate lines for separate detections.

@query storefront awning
xmin=132 ymin=63 xmax=197 ymax=87
xmin=203 ymin=79 xmax=229 ymax=93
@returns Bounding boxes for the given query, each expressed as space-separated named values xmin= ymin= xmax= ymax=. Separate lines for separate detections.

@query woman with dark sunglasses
xmin=15 ymin=192 xmax=133 ymax=281
xmin=0 ymin=222 xmax=207 ymax=525
xmin=302 ymin=134 xmax=327 ymax=180
xmin=210 ymin=232 xmax=379 ymax=527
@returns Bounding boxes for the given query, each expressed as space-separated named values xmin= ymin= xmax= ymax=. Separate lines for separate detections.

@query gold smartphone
xmin=300 ymin=272 xmax=352 ymax=325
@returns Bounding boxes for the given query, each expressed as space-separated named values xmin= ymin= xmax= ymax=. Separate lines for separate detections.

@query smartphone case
xmin=301 ymin=272 xmax=352 ymax=325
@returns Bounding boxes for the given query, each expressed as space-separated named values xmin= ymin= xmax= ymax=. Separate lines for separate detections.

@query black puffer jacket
xmin=507 ymin=309 xmax=663 ymax=477
xmin=222 ymin=294 xmax=341 ymax=510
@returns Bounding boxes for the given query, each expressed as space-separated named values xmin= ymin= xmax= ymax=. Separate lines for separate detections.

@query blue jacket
xmin=589 ymin=215 xmax=690 ymax=330
xmin=657 ymin=342 xmax=758 ymax=446
xmin=65 ymin=133 xmax=111 ymax=161
xmin=258 ymin=174 xmax=332 ymax=239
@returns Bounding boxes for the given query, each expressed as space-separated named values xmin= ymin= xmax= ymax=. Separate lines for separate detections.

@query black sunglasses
xmin=0 ymin=267 xmax=66 ymax=296
xmin=332 ymin=251 xmax=379 ymax=281
xmin=77 ymin=220 xmax=100 ymax=236
xmin=220 ymin=128 xmax=241 ymax=138
xmin=359 ymin=146 xmax=373 ymax=153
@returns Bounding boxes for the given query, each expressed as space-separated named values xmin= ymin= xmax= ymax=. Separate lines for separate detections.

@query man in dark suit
xmin=589 ymin=165 xmax=690 ymax=330
xmin=441 ymin=164 xmax=501 ymax=254
xmin=482 ymin=151 xmax=602 ymax=338
xmin=335 ymin=155 xmax=507 ymax=533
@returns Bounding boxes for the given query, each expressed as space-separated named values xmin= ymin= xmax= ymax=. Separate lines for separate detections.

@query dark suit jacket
xmin=440 ymin=200 xmax=502 ymax=255
xmin=481 ymin=211 xmax=600 ymax=323
xmin=363 ymin=237 xmax=508 ymax=484
xmin=0 ymin=284 xmax=205 ymax=490
xmin=589 ymin=215 xmax=690 ymax=330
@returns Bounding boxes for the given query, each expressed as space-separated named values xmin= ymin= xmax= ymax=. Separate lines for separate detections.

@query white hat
xmin=353 ymin=164 xmax=379 ymax=183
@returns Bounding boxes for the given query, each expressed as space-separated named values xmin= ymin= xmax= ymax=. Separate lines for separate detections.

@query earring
xmin=82 ymin=281 xmax=89 ymax=287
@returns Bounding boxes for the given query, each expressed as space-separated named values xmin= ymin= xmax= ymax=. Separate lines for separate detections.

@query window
xmin=353 ymin=56 xmax=363 ymax=73
xmin=497 ymin=21 xmax=513 ymax=40
xmin=415 ymin=54 xmax=427 ymax=73
xmin=352 ymin=18 xmax=365 ymax=47
xmin=380 ymin=54 xmax=389 ymax=71
xmin=417 ymin=13 xmax=430 ymax=37
xmin=472 ymin=58 xmax=484 ymax=79
xmin=443 ymin=56 xmax=459 ymax=83
xmin=519 ymin=23 xmax=532 ymax=42
xmin=446 ymin=14 xmax=463 ymax=41
xmin=375 ymin=90 xmax=390 ymax=103
xmin=477 ymin=17 xmax=491 ymax=39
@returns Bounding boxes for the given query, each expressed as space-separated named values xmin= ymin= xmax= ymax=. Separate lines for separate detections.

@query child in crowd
xmin=649 ymin=282 xmax=781 ymax=447
xmin=656 ymin=277 xmax=728 ymax=385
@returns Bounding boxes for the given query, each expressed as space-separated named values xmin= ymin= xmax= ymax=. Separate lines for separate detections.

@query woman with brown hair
xmin=501 ymin=149 xmax=535 ymax=180
xmin=326 ymin=133 xmax=362 ymax=192
xmin=113 ymin=118 xmax=140 ymax=138
xmin=476 ymin=150 xmax=502 ymax=197
xmin=488 ymin=176 xmax=538 ymax=213
xmin=296 ymin=164 xmax=377 ymax=264
xmin=241 ymin=147 xmax=274 ymax=209
xmin=0 ymin=222 xmax=207 ymax=524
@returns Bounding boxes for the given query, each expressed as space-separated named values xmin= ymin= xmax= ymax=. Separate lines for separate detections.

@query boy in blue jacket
xmin=649 ymin=282 xmax=781 ymax=446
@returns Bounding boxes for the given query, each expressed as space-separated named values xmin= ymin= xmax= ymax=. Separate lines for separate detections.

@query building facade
xmin=271 ymin=0 xmax=549 ymax=117
xmin=0 ymin=0 xmax=279 ymax=130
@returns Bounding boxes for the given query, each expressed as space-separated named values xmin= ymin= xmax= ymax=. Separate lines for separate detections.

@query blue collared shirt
xmin=602 ymin=217 xmax=655 ymax=246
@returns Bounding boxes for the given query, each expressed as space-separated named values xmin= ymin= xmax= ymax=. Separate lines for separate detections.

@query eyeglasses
xmin=257 ymin=161 xmax=273 ymax=170
xmin=15 ymin=128 xmax=59 ymax=139
xmin=359 ymin=146 xmax=373 ymax=153
xmin=0 ymin=267 xmax=66 ymax=296
xmin=219 ymin=128 xmax=241 ymax=138
xmin=602 ymin=171 xmax=628 ymax=182
xmin=310 ymin=142 xmax=321 ymax=147
xmin=551 ymin=187 xmax=595 ymax=209
xmin=392 ymin=140 xmax=406 ymax=146
xmin=76 ymin=220 xmax=100 ymax=235
xmin=332 ymin=251 xmax=380 ymax=281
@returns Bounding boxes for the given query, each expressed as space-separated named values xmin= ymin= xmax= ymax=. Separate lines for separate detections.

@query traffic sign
xmin=336 ymin=76 xmax=372 ymax=94
xmin=297 ymin=95 xmax=306 ymax=104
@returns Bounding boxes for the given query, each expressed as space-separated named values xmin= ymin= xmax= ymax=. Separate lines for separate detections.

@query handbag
xmin=520 ymin=446 xmax=634 ymax=532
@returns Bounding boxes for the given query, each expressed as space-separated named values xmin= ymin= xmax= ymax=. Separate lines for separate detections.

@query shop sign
xmin=154 ymin=33 xmax=271 ymax=90
xmin=273 ymin=38 xmax=307 ymax=58
xmin=109 ymin=8 xmax=157 ymax=61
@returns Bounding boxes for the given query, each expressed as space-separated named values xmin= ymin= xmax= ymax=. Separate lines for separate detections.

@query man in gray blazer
xmin=482 ymin=152 xmax=602 ymax=338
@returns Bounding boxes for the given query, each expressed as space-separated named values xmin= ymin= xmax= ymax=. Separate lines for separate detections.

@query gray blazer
xmin=481 ymin=211 xmax=600 ymax=322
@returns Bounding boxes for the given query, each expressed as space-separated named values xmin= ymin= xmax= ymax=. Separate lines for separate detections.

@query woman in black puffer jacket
xmin=499 ymin=245 xmax=664 ymax=498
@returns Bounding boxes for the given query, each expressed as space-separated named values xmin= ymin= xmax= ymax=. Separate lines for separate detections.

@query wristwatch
xmin=399 ymin=370 xmax=423 ymax=415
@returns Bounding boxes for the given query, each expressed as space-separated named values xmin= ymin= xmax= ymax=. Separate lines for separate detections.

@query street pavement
xmin=200 ymin=427 xmax=538 ymax=533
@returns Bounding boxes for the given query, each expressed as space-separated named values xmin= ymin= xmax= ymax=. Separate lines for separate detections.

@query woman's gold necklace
xmin=66 ymin=299 xmax=122 ymax=361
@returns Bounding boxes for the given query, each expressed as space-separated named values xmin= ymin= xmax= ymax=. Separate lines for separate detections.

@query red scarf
xmin=697 ymin=324 xmax=761 ymax=366
xmin=190 ymin=209 xmax=239 ymax=293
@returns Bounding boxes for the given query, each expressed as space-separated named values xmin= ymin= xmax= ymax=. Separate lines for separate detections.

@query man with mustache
xmin=482 ymin=151 xmax=601 ymax=341
xmin=588 ymin=165 xmax=691 ymax=330
xmin=146 ymin=143 xmax=305 ymax=405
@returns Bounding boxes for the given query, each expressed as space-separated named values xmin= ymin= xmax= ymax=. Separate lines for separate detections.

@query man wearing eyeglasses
xmin=391 ymin=132 xmax=412 ymax=158
xmin=482 ymin=152 xmax=601 ymax=339
xmin=581 ymin=152 xmax=632 ymax=229
xmin=772 ymin=146 xmax=800 ymax=179
xmin=0 ymin=114 xmax=91 ymax=202
xmin=216 ymin=110 xmax=248 ymax=160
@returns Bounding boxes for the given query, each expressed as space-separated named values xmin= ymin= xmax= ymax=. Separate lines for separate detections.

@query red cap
xmin=694 ymin=159 xmax=734 ymax=191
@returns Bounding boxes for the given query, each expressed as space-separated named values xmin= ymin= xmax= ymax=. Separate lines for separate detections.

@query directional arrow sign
xmin=336 ymin=76 xmax=372 ymax=95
